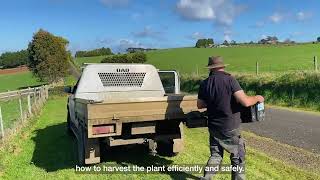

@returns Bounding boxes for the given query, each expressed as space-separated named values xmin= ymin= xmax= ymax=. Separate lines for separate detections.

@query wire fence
xmin=0 ymin=86 xmax=49 ymax=142
xmin=182 ymin=56 xmax=319 ymax=76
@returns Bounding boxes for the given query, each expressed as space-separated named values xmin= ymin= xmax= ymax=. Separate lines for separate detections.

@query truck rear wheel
xmin=157 ymin=140 xmax=175 ymax=156
xmin=66 ymin=112 xmax=73 ymax=136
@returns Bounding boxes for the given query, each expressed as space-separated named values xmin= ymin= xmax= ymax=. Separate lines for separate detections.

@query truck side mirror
xmin=158 ymin=71 xmax=180 ymax=94
xmin=64 ymin=86 xmax=73 ymax=94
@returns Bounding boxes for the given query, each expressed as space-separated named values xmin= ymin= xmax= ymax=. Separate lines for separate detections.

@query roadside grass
xmin=0 ymin=96 xmax=318 ymax=180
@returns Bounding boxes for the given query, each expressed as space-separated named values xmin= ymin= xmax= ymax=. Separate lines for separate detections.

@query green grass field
xmin=74 ymin=44 xmax=320 ymax=74
xmin=0 ymin=96 xmax=318 ymax=180
xmin=74 ymin=55 xmax=109 ymax=67
xmin=146 ymin=44 xmax=320 ymax=74
xmin=0 ymin=72 xmax=44 ymax=93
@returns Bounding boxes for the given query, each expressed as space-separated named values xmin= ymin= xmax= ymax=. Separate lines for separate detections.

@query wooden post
xmin=34 ymin=88 xmax=37 ymax=103
xmin=27 ymin=93 xmax=32 ymax=115
xmin=314 ymin=56 xmax=318 ymax=72
xmin=0 ymin=106 xmax=4 ymax=139
xmin=19 ymin=94 xmax=23 ymax=121
xmin=256 ymin=61 xmax=259 ymax=75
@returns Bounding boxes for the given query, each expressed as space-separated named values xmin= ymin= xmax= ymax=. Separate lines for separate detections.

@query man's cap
xmin=206 ymin=56 xmax=229 ymax=69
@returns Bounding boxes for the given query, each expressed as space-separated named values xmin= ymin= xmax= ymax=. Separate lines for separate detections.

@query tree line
xmin=75 ymin=47 xmax=113 ymax=58
xmin=194 ymin=36 xmax=320 ymax=47
xmin=0 ymin=50 xmax=29 ymax=68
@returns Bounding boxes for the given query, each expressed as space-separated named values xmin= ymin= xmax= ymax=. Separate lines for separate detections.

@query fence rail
xmin=0 ymin=85 xmax=49 ymax=142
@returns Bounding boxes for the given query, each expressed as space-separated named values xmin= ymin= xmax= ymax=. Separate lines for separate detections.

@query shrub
xmin=101 ymin=52 xmax=147 ymax=63
xmin=180 ymin=72 xmax=320 ymax=111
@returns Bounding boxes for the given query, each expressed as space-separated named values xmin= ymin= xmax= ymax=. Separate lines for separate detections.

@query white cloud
xmin=224 ymin=34 xmax=231 ymax=42
xmin=255 ymin=21 xmax=265 ymax=28
xmin=100 ymin=0 xmax=130 ymax=8
xmin=131 ymin=13 xmax=142 ymax=21
xmin=187 ymin=32 xmax=205 ymax=40
xmin=132 ymin=26 xmax=164 ymax=40
xmin=296 ymin=11 xmax=312 ymax=21
xmin=96 ymin=38 xmax=153 ymax=52
xmin=269 ymin=13 xmax=283 ymax=23
xmin=176 ymin=0 xmax=245 ymax=26
xmin=118 ymin=39 xmax=145 ymax=51
xmin=224 ymin=30 xmax=232 ymax=42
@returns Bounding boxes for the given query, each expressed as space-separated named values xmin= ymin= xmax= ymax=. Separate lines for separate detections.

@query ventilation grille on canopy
xmin=98 ymin=72 xmax=146 ymax=87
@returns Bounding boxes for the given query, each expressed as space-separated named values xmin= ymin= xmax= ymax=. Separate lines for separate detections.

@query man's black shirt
xmin=198 ymin=71 xmax=242 ymax=131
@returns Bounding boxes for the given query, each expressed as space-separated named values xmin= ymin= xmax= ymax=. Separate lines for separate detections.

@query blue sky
xmin=0 ymin=0 xmax=319 ymax=53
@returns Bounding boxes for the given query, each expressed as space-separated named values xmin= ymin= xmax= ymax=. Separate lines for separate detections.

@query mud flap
xmin=84 ymin=138 xmax=101 ymax=164
xmin=173 ymin=122 xmax=184 ymax=153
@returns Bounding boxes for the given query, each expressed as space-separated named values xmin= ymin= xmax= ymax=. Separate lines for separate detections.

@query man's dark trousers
xmin=203 ymin=128 xmax=245 ymax=180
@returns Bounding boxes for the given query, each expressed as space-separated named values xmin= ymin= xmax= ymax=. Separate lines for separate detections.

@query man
xmin=197 ymin=56 xmax=264 ymax=180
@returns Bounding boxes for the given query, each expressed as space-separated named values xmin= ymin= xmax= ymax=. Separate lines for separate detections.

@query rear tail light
xmin=92 ymin=124 xmax=115 ymax=135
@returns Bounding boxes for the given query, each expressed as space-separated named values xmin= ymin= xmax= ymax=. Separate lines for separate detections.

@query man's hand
xmin=256 ymin=95 xmax=264 ymax=103
xmin=197 ymin=99 xmax=207 ymax=109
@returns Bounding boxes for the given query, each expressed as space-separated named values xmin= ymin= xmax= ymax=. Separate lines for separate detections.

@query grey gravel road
xmin=241 ymin=107 xmax=320 ymax=153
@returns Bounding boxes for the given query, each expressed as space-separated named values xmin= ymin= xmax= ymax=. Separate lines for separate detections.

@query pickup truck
xmin=66 ymin=64 xmax=205 ymax=165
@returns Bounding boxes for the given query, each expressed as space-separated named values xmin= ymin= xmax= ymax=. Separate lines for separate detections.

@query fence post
xmin=0 ymin=106 xmax=4 ymax=139
xmin=256 ymin=61 xmax=259 ymax=75
xmin=314 ymin=56 xmax=318 ymax=72
xmin=19 ymin=93 xmax=23 ymax=121
xmin=27 ymin=92 xmax=32 ymax=115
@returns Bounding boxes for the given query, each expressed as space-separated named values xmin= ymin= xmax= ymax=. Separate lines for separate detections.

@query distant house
xmin=217 ymin=44 xmax=228 ymax=48
xmin=259 ymin=36 xmax=278 ymax=44
xmin=126 ymin=48 xmax=157 ymax=53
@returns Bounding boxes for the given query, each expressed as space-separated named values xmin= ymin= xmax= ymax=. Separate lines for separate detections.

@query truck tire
xmin=157 ymin=140 xmax=176 ymax=156
xmin=66 ymin=111 xmax=74 ymax=136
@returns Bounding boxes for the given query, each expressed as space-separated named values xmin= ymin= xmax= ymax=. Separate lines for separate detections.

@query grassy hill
xmin=0 ymin=72 xmax=44 ymax=92
xmin=74 ymin=56 xmax=109 ymax=67
xmin=146 ymin=44 xmax=320 ymax=74
xmin=74 ymin=44 xmax=320 ymax=74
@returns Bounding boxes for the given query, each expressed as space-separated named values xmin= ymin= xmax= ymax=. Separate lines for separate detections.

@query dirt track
xmin=241 ymin=107 xmax=320 ymax=153
xmin=0 ymin=66 xmax=29 ymax=75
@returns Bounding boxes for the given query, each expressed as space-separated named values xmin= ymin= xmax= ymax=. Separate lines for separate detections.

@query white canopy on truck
xmin=75 ymin=64 xmax=165 ymax=101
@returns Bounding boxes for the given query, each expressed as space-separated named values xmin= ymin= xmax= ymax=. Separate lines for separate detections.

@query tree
xmin=195 ymin=38 xmax=214 ymax=48
xmin=195 ymin=39 xmax=205 ymax=48
xmin=317 ymin=37 xmax=320 ymax=42
xmin=27 ymin=29 xmax=70 ymax=83
xmin=222 ymin=40 xmax=229 ymax=45
xmin=207 ymin=38 xmax=214 ymax=45
xmin=231 ymin=40 xmax=237 ymax=45
xmin=0 ymin=50 xmax=28 ymax=68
